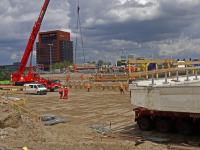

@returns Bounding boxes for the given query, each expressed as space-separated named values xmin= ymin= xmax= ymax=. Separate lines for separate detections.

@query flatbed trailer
xmin=134 ymin=107 xmax=200 ymax=135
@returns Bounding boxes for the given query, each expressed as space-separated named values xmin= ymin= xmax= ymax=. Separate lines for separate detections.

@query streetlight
xmin=48 ymin=44 xmax=53 ymax=73
xmin=171 ymin=49 xmax=175 ymax=60
xmin=151 ymin=45 xmax=153 ymax=59
xmin=122 ymin=47 xmax=124 ymax=56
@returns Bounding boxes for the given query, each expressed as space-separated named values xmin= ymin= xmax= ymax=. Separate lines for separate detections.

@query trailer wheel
xmin=138 ymin=118 xmax=152 ymax=131
xmin=157 ymin=120 xmax=171 ymax=133
xmin=50 ymin=89 xmax=55 ymax=92
xmin=178 ymin=122 xmax=193 ymax=135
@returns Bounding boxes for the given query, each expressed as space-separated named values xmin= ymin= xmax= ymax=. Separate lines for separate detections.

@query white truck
xmin=24 ymin=83 xmax=47 ymax=95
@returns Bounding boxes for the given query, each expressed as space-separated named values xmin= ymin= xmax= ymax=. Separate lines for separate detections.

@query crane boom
xmin=18 ymin=0 xmax=50 ymax=75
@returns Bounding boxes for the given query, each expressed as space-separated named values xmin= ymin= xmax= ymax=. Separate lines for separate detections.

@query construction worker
xmin=114 ymin=74 xmax=117 ymax=82
xmin=66 ymin=73 xmax=70 ymax=82
xmin=63 ymin=87 xmax=68 ymax=99
xmin=120 ymin=83 xmax=125 ymax=94
xmin=87 ymin=83 xmax=91 ymax=92
xmin=96 ymin=72 xmax=98 ymax=80
xmin=99 ymin=73 xmax=103 ymax=82
xmin=89 ymin=74 xmax=94 ymax=80
xmin=59 ymin=87 xmax=63 ymax=99
xmin=112 ymin=66 xmax=114 ymax=72
xmin=81 ymin=73 xmax=83 ymax=81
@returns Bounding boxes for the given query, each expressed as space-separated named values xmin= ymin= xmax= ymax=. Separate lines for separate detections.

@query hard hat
xmin=23 ymin=147 xmax=29 ymax=150
xmin=82 ymin=73 xmax=83 ymax=74
xmin=65 ymin=87 xmax=67 ymax=88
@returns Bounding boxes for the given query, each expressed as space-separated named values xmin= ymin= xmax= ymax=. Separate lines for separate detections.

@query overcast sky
xmin=0 ymin=0 xmax=200 ymax=66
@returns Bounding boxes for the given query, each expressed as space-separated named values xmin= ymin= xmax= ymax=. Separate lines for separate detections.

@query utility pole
xmin=122 ymin=47 xmax=124 ymax=56
xmin=151 ymin=45 xmax=153 ymax=59
xmin=48 ymin=44 xmax=53 ymax=73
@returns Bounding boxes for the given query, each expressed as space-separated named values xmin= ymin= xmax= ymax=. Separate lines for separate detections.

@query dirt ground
xmin=0 ymin=88 xmax=199 ymax=150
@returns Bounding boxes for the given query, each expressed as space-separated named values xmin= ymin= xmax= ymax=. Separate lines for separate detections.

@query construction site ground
xmin=1 ymin=84 xmax=200 ymax=149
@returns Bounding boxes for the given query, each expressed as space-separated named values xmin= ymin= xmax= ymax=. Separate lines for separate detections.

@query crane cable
xmin=75 ymin=0 xmax=85 ymax=65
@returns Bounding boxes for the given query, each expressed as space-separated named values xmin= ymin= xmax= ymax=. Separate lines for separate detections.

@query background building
xmin=36 ymin=30 xmax=73 ymax=70
xmin=0 ymin=62 xmax=20 ymax=71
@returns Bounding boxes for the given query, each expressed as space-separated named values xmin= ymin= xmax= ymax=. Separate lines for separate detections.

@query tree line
xmin=0 ymin=68 xmax=12 ymax=80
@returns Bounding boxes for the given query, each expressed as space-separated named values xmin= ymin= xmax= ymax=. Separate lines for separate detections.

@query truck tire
xmin=138 ymin=118 xmax=152 ymax=131
xmin=157 ymin=120 xmax=171 ymax=133
xmin=178 ymin=122 xmax=193 ymax=135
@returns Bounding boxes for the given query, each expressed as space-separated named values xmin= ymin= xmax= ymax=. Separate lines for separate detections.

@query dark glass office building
xmin=36 ymin=30 xmax=73 ymax=69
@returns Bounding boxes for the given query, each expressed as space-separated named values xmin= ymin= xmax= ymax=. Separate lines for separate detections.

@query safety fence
xmin=0 ymin=85 xmax=43 ymax=124
xmin=128 ymin=59 xmax=200 ymax=79
xmin=64 ymin=82 xmax=129 ymax=91
xmin=50 ymin=75 xmax=130 ymax=82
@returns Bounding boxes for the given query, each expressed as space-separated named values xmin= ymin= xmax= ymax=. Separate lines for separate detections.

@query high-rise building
xmin=36 ymin=30 xmax=73 ymax=69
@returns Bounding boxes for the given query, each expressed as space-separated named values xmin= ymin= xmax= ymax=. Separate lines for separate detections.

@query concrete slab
xmin=129 ymin=75 xmax=200 ymax=113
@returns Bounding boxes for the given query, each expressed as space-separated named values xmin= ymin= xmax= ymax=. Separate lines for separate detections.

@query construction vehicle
xmin=10 ymin=0 xmax=61 ymax=90
xmin=39 ymin=78 xmax=60 ymax=91
xmin=23 ymin=83 xmax=47 ymax=95
xmin=129 ymin=83 xmax=200 ymax=135
xmin=100 ymin=61 xmax=111 ymax=73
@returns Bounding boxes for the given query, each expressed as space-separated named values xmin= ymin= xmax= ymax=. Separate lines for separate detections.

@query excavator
xmin=11 ymin=0 xmax=61 ymax=91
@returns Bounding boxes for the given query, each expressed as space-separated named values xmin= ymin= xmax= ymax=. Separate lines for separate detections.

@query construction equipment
xmin=129 ymin=83 xmax=200 ymax=135
xmin=100 ymin=61 xmax=111 ymax=73
xmin=10 ymin=0 xmax=61 ymax=90
xmin=74 ymin=0 xmax=85 ymax=73
xmin=11 ymin=0 xmax=50 ymax=84
xmin=39 ymin=78 xmax=61 ymax=91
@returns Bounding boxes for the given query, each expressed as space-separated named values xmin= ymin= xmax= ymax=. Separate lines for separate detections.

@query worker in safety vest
xmin=59 ymin=87 xmax=63 ymax=99
xmin=66 ymin=73 xmax=70 ymax=82
xmin=63 ymin=87 xmax=69 ymax=99
xmin=99 ymin=74 xmax=103 ymax=82
xmin=114 ymin=74 xmax=117 ymax=82
xmin=96 ymin=72 xmax=98 ymax=80
xmin=120 ymin=84 xmax=125 ymax=94
xmin=112 ymin=66 xmax=114 ymax=72
xmin=81 ymin=73 xmax=83 ymax=81
xmin=87 ymin=83 xmax=91 ymax=92
xmin=89 ymin=75 xmax=94 ymax=80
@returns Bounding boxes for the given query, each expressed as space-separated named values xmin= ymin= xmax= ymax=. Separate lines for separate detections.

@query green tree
xmin=86 ymin=61 xmax=91 ymax=64
xmin=98 ymin=60 xmax=104 ymax=66
xmin=0 ymin=68 xmax=11 ymax=81
xmin=92 ymin=61 xmax=96 ymax=64
xmin=117 ymin=61 xmax=121 ymax=66
xmin=52 ymin=61 xmax=72 ymax=70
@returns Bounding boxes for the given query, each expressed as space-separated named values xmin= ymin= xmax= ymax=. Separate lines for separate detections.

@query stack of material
xmin=1 ymin=96 xmax=28 ymax=106
xmin=93 ymin=132 xmax=143 ymax=143
xmin=188 ymin=138 xmax=200 ymax=146
xmin=168 ymin=144 xmax=200 ymax=150
xmin=39 ymin=114 xmax=70 ymax=126
xmin=93 ymin=132 xmax=168 ymax=144
xmin=2 ymin=96 xmax=22 ymax=101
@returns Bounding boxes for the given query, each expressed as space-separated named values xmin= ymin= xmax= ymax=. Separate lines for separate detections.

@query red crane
xmin=11 ymin=0 xmax=50 ymax=85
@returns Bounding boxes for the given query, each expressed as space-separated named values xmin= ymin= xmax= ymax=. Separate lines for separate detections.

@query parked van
xmin=24 ymin=83 xmax=47 ymax=95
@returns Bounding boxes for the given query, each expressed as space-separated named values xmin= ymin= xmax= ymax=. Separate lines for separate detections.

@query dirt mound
xmin=0 ymin=105 xmax=22 ymax=129
xmin=0 ymin=105 xmax=56 ymax=144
